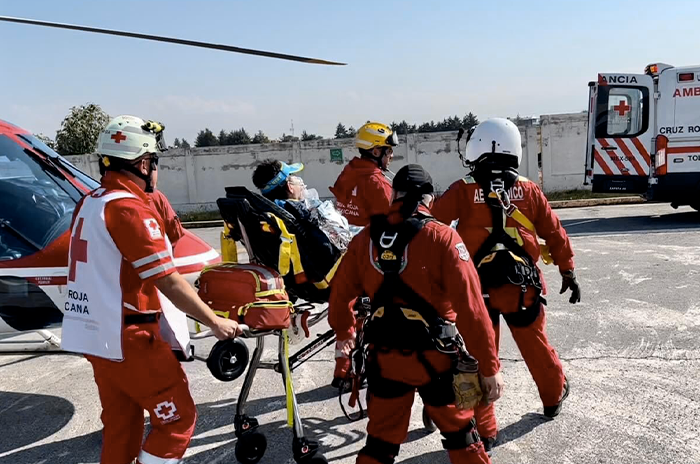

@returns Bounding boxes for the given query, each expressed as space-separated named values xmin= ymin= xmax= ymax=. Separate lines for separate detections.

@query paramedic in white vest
xmin=62 ymin=115 xmax=241 ymax=464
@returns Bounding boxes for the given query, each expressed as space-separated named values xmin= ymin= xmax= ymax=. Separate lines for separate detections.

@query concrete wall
xmin=539 ymin=112 xmax=589 ymax=192
xmin=64 ymin=113 xmax=587 ymax=213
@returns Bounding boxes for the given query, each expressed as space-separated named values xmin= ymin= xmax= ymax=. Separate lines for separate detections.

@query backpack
xmin=195 ymin=263 xmax=293 ymax=330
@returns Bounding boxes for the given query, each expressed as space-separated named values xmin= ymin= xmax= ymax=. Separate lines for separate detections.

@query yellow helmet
xmin=355 ymin=122 xmax=398 ymax=151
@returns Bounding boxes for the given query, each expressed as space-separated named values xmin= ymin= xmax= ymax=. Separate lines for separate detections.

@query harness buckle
xmin=495 ymin=187 xmax=511 ymax=209
xmin=379 ymin=231 xmax=399 ymax=248
xmin=488 ymin=179 xmax=512 ymax=211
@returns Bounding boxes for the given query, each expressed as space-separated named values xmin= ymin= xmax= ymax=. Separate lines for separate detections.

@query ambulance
xmin=584 ymin=63 xmax=700 ymax=209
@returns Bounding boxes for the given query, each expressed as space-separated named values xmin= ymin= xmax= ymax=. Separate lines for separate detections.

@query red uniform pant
xmin=335 ymin=343 xmax=352 ymax=379
xmin=86 ymin=322 xmax=197 ymax=464
xmin=475 ymin=287 xmax=565 ymax=438
xmin=357 ymin=349 xmax=491 ymax=464
xmin=334 ymin=298 xmax=366 ymax=382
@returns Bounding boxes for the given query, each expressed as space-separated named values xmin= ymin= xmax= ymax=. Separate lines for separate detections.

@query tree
xmin=301 ymin=130 xmax=322 ymax=141
xmin=391 ymin=120 xmax=415 ymax=135
xmin=195 ymin=128 xmax=218 ymax=147
xmin=509 ymin=114 xmax=532 ymax=126
xmin=181 ymin=139 xmax=191 ymax=149
xmin=462 ymin=112 xmax=479 ymax=130
xmin=252 ymin=130 xmax=270 ymax=144
xmin=54 ymin=103 xmax=110 ymax=155
xmin=229 ymin=128 xmax=251 ymax=145
xmin=334 ymin=123 xmax=348 ymax=139
xmin=346 ymin=126 xmax=356 ymax=138
xmin=279 ymin=133 xmax=299 ymax=142
xmin=418 ymin=122 xmax=435 ymax=133
xmin=34 ymin=133 xmax=57 ymax=150
xmin=218 ymin=129 xmax=229 ymax=146
xmin=172 ymin=138 xmax=181 ymax=148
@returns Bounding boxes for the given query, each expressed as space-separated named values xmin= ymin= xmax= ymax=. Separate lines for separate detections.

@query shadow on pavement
xmin=494 ymin=412 xmax=549 ymax=449
xmin=0 ymin=391 xmax=76 ymax=456
xmin=399 ymin=450 xmax=451 ymax=464
xmin=401 ymin=412 xmax=549 ymax=463
xmin=189 ymin=384 xmax=366 ymax=463
xmin=562 ymin=210 xmax=700 ymax=236
xmin=0 ymin=384 xmax=360 ymax=464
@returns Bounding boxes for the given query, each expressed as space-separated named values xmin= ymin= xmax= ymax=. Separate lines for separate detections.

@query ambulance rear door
xmin=590 ymin=73 xmax=653 ymax=194
xmin=656 ymin=66 xmax=700 ymax=175
xmin=584 ymin=82 xmax=597 ymax=186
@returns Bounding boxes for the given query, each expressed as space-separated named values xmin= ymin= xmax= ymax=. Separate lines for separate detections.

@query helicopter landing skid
xmin=0 ymin=330 xmax=62 ymax=354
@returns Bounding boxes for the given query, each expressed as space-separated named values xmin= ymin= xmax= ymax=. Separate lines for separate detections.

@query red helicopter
xmin=0 ymin=15 xmax=345 ymax=352
xmin=0 ymin=118 xmax=221 ymax=350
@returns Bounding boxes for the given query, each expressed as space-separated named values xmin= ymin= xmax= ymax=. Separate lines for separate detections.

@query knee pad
xmin=502 ymin=301 xmax=542 ymax=328
xmin=441 ymin=419 xmax=481 ymax=450
xmin=358 ymin=435 xmax=400 ymax=464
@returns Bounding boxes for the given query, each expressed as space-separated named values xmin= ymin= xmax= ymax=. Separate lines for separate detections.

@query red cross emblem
xmin=69 ymin=218 xmax=88 ymax=282
xmin=143 ymin=218 xmax=162 ymax=239
xmin=154 ymin=400 xmax=177 ymax=421
xmin=111 ymin=131 xmax=127 ymax=143
xmin=613 ymin=100 xmax=631 ymax=116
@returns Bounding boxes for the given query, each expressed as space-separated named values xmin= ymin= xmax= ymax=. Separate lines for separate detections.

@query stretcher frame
xmin=190 ymin=193 xmax=342 ymax=464
xmin=192 ymin=306 xmax=335 ymax=464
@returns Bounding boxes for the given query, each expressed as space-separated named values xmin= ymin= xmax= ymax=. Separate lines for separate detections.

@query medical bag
xmin=195 ymin=263 xmax=293 ymax=330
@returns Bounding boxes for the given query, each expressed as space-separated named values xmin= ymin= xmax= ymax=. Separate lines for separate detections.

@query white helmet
xmin=464 ymin=118 xmax=522 ymax=167
xmin=97 ymin=115 xmax=166 ymax=161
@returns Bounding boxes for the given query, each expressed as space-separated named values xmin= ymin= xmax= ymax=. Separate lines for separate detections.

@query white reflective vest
xmin=61 ymin=189 xmax=190 ymax=360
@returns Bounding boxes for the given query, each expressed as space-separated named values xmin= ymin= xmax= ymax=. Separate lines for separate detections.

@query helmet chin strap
xmin=122 ymin=159 xmax=156 ymax=193
xmin=471 ymin=156 xmax=519 ymax=194
xmin=363 ymin=146 xmax=391 ymax=171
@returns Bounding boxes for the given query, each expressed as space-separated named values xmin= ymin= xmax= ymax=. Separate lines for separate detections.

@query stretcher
xmin=190 ymin=186 xmax=348 ymax=464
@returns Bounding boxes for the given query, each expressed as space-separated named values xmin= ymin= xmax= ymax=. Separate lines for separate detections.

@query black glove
xmin=560 ymin=269 xmax=581 ymax=304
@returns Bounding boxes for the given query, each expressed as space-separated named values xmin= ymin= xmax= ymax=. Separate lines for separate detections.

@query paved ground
xmin=1 ymin=203 xmax=699 ymax=464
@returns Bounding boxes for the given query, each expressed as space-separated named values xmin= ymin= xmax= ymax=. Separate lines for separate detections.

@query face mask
xmin=301 ymin=187 xmax=320 ymax=208
xmin=301 ymin=187 xmax=318 ymax=199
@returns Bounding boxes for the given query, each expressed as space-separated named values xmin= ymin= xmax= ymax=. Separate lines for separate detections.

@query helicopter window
xmin=17 ymin=134 xmax=100 ymax=191
xmin=0 ymin=135 xmax=77 ymax=261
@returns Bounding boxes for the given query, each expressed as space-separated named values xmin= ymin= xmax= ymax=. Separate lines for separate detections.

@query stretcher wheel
xmin=422 ymin=407 xmax=437 ymax=432
xmin=235 ymin=431 xmax=267 ymax=464
xmin=206 ymin=338 xmax=249 ymax=382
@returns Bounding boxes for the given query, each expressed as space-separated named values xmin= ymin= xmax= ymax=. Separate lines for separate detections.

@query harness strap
xmin=441 ymin=419 xmax=481 ymax=450
xmin=369 ymin=213 xmax=444 ymax=327
xmin=358 ymin=435 xmax=400 ymax=464
xmin=472 ymin=185 xmax=544 ymax=305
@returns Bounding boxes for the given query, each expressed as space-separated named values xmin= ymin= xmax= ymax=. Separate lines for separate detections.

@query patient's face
xmin=286 ymin=175 xmax=306 ymax=200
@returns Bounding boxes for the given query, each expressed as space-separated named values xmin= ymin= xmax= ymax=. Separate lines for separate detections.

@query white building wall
xmin=64 ymin=112 xmax=590 ymax=213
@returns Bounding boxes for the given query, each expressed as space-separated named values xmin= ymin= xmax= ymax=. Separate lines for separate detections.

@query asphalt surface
xmin=1 ymin=203 xmax=699 ymax=464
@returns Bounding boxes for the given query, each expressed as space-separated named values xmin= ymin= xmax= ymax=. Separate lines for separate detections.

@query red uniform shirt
xmin=95 ymin=171 xmax=176 ymax=314
xmin=329 ymin=203 xmax=500 ymax=377
xmin=149 ymin=189 xmax=185 ymax=245
xmin=329 ymin=157 xmax=393 ymax=227
xmin=432 ymin=175 xmax=575 ymax=284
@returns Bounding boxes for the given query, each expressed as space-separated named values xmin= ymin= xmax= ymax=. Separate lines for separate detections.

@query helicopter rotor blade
xmin=0 ymin=15 xmax=346 ymax=66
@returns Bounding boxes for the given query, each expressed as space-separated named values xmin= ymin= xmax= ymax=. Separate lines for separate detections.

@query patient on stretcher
xmin=252 ymin=159 xmax=360 ymax=252
xmin=215 ymin=159 xmax=358 ymax=304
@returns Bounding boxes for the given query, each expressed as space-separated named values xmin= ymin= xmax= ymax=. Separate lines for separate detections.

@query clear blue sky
xmin=2 ymin=0 xmax=699 ymax=144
